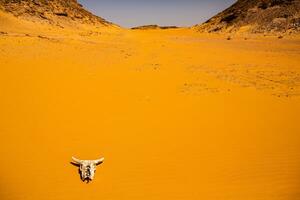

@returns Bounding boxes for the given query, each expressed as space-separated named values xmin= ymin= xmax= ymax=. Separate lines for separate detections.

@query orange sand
xmin=0 ymin=11 xmax=300 ymax=200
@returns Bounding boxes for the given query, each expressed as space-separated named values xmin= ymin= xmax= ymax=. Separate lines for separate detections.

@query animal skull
xmin=72 ymin=157 xmax=104 ymax=182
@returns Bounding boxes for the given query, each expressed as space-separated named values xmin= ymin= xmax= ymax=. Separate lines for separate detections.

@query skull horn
xmin=72 ymin=156 xmax=83 ymax=165
xmin=94 ymin=157 xmax=104 ymax=165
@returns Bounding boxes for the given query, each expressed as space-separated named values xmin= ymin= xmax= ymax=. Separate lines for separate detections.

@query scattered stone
xmin=54 ymin=12 xmax=68 ymax=17
xmin=0 ymin=31 xmax=8 ymax=35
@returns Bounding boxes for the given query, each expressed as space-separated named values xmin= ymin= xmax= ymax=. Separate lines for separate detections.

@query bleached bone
xmin=71 ymin=156 xmax=104 ymax=182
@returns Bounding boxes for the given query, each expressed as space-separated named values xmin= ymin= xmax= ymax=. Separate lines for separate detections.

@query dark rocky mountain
xmin=194 ymin=0 xmax=300 ymax=34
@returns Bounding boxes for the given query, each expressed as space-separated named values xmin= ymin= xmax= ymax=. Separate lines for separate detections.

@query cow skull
xmin=71 ymin=156 xmax=104 ymax=182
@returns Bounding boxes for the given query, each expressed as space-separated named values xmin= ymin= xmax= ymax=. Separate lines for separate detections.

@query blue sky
xmin=78 ymin=0 xmax=236 ymax=28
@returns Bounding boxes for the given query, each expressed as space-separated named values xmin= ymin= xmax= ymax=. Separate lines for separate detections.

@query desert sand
xmin=0 ymin=9 xmax=300 ymax=200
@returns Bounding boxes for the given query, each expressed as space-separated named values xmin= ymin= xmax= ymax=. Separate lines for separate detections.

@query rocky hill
xmin=194 ymin=0 xmax=300 ymax=34
xmin=0 ymin=0 xmax=114 ymax=27
xmin=131 ymin=24 xmax=179 ymax=30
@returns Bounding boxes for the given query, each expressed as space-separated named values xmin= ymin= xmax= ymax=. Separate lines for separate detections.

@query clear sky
xmin=78 ymin=0 xmax=236 ymax=28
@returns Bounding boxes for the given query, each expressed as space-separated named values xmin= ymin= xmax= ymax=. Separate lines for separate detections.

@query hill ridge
xmin=194 ymin=0 xmax=300 ymax=34
xmin=0 ymin=0 xmax=116 ymax=27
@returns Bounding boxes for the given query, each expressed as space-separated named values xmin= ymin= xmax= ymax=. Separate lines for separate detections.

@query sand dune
xmin=1 ymin=3 xmax=300 ymax=200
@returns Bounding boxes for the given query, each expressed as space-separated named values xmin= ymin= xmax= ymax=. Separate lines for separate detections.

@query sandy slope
xmin=0 ymin=14 xmax=300 ymax=200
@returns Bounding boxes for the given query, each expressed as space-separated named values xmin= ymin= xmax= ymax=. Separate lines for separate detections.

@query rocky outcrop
xmin=0 ymin=0 xmax=114 ymax=26
xmin=194 ymin=0 xmax=300 ymax=34
xmin=131 ymin=24 xmax=179 ymax=30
